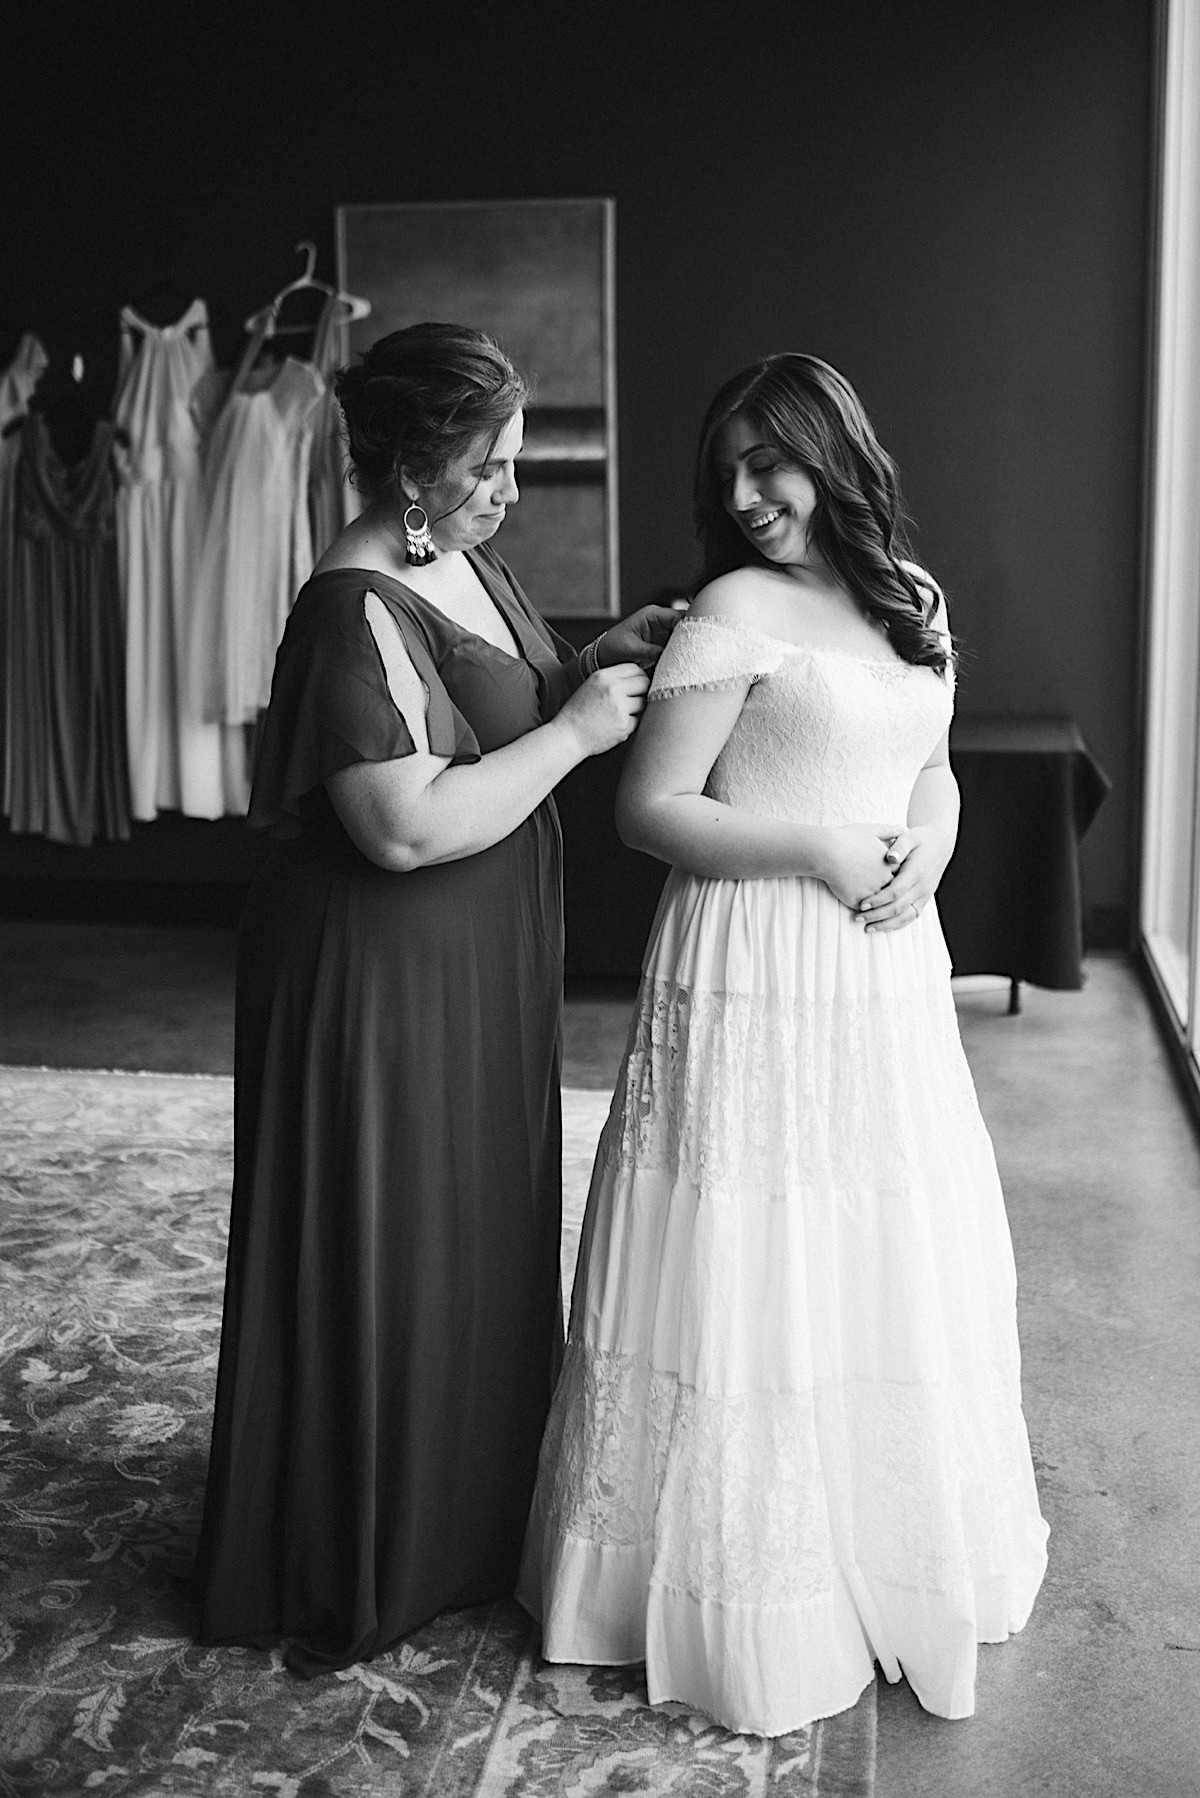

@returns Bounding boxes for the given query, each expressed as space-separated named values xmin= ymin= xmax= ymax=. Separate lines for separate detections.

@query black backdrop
xmin=0 ymin=0 xmax=1155 ymax=951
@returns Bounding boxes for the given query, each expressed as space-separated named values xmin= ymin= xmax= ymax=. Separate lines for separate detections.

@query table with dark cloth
xmin=560 ymin=718 xmax=1111 ymax=1006
xmin=937 ymin=716 xmax=1111 ymax=1007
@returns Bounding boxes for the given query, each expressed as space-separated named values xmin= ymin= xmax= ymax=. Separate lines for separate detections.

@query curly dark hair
xmin=334 ymin=321 xmax=530 ymax=503
xmin=693 ymin=353 xmax=952 ymax=673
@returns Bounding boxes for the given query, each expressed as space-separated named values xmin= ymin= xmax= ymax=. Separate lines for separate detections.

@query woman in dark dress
xmin=194 ymin=323 xmax=676 ymax=1674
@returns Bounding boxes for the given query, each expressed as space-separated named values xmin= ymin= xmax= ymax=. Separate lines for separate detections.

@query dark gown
xmin=195 ymin=541 xmax=579 ymax=1675
xmin=6 ymin=415 xmax=131 ymax=845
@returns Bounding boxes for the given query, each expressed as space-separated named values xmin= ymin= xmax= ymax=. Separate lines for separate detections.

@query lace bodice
xmin=650 ymin=614 xmax=954 ymax=827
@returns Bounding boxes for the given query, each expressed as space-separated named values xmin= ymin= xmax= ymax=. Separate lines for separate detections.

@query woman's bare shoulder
xmin=687 ymin=566 xmax=790 ymax=626
xmin=310 ymin=509 xmax=404 ymax=582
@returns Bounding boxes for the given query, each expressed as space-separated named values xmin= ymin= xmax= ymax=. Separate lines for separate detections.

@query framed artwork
xmin=335 ymin=198 xmax=618 ymax=618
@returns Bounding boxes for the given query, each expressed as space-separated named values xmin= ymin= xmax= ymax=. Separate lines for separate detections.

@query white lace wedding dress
xmin=519 ymin=614 xmax=1049 ymax=1737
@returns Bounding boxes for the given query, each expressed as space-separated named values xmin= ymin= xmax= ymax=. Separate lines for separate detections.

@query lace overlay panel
xmin=539 ymin=1342 xmax=1041 ymax=1606
xmin=601 ymin=968 xmax=980 ymax=1205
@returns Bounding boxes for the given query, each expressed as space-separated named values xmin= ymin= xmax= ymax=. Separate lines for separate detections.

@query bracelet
xmin=579 ymin=636 xmax=605 ymax=680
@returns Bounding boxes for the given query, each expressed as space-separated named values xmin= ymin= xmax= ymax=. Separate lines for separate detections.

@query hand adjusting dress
xmin=520 ymin=614 xmax=1049 ymax=1736
xmin=196 ymin=541 xmax=576 ymax=1675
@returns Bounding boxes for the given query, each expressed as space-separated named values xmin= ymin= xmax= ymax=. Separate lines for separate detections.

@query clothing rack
xmin=0 ymin=247 xmax=367 ymax=846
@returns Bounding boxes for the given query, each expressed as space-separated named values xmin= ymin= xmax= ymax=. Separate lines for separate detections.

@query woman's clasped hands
xmin=817 ymin=820 xmax=955 ymax=932
xmin=856 ymin=823 xmax=957 ymax=933
xmin=819 ymin=822 xmax=902 ymax=914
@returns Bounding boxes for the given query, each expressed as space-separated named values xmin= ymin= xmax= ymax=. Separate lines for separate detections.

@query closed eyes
xmin=717 ymin=460 xmax=781 ymax=487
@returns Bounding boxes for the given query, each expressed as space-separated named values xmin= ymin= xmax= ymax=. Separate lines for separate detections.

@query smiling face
xmin=712 ymin=410 xmax=820 ymax=569
xmin=407 ymin=410 xmax=524 ymax=554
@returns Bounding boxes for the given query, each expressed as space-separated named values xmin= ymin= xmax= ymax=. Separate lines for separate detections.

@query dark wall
xmin=3 ymin=0 xmax=1154 ymax=936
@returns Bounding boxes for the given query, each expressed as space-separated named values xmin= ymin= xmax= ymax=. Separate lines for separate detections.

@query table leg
xmin=1008 ymin=978 xmax=1022 ymax=1015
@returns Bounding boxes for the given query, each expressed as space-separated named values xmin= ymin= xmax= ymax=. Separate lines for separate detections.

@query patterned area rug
xmin=0 ymin=1067 xmax=876 ymax=1796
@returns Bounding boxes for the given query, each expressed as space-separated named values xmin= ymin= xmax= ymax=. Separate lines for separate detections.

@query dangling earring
xmin=403 ymin=500 xmax=436 ymax=566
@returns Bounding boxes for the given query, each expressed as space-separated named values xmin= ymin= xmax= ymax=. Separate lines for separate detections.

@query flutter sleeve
xmin=248 ymin=582 xmax=481 ymax=834
xmin=648 ymin=615 xmax=788 ymax=701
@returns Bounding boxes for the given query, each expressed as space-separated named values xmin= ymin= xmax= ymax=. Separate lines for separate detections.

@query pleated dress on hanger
xmin=0 ymin=332 xmax=49 ymax=820
xmin=114 ymin=298 xmax=249 ymax=820
xmin=6 ymin=414 xmax=131 ymax=846
xmin=306 ymin=293 xmax=349 ymax=560
xmin=190 ymin=347 xmax=323 ymax=726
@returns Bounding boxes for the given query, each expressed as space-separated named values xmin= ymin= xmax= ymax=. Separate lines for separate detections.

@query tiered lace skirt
xmin=519 ymin=867 xmax=1049 ymax=1736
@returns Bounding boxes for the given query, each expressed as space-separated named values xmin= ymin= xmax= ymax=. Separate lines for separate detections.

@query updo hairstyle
xmin=335 ymin=322 xmax=530 ymax=504
xmin=694 ymin=352 xmax=952 ymax=674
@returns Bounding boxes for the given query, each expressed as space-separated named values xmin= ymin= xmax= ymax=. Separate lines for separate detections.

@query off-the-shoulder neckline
xmin=676 ymin=612 xmax=911 ymax=670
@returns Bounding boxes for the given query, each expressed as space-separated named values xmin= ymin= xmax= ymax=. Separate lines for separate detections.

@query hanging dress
xmin=6 ymin=415 xmax=131 ymax=846
xmin=195 ymin=546 xmax=578 ymax=1674
xmin=0 ymin=333 xmax=49 ymax=819
xmin=520 ymin=614 xmax=1049 ymax=1736
xmin=306 ymin=293 xmax=349 ymax=559
xmin=113 ymin=299 xmax=249 ymax=820
xmin=190 ymin=351 xmax=323 ymax=726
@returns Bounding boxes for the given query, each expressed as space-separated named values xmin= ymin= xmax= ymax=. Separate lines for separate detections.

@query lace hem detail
xmin=537 ymin=1342 xmax=1043 ymax=1606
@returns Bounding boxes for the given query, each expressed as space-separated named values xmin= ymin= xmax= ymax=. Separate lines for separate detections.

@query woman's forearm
xmin=333 ymin=716 xmax=584 ymax=872
xmin=415 ymin=721 xmax=586 ymax=865
xmin=617 ymin=790 xmax=836 ymax=881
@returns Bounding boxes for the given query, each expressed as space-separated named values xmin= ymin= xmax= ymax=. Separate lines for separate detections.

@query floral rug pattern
xmin=0 ymin=1067 xmax=875 ymax=1795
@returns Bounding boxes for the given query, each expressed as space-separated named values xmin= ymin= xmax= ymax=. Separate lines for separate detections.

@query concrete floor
xmin=1 ymin=924 xmax=1197 ymax=1795
xmin=881 ymin=965 xmax=1200 ymax=1797
xmin=0 ymin=920 xmax=239 ymax=1074
xmin=0 ymin=921 xmax=641 ymax=1085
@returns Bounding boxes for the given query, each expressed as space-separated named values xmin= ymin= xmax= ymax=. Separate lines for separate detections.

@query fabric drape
xmin=306 ymin=294 xmax=350 ymax=559
xmin=113 ymin=298 xmax=249 ymax=820
xmin=0 ymin=332 xmax=49 ymax=822
xmin=6 ymin=416 xmax=131 ymax=846
xmin=189 ymin=351 xmax=323 ymax=727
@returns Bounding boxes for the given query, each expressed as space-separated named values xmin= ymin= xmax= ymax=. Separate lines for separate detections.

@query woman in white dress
xmin=519 ymin=353 xmax=1049 ymax=1736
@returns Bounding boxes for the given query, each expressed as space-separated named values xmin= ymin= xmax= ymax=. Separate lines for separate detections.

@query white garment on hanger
xmin=113 ymin=299 xmax=249 ymax=819
xmin=191 ymin=355 xmax=323 ymax=726
xmin=307 ymin=293 xmax=350 ymax=559
xmin=0 ymin=333 xmax=47 ymax=434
